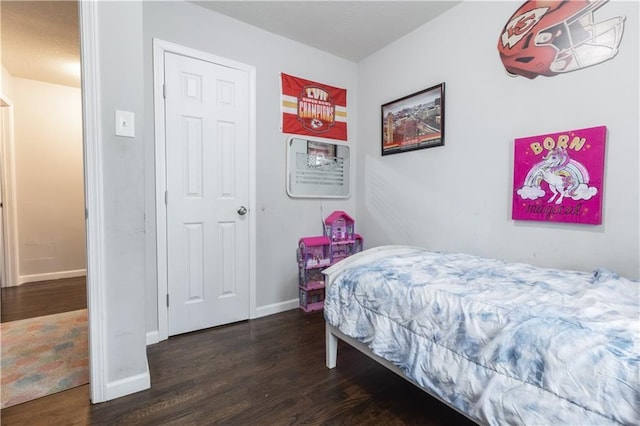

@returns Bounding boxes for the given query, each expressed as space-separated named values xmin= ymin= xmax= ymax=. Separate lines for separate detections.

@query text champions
xmin=297 ymin=87 xmax=335 ymax=124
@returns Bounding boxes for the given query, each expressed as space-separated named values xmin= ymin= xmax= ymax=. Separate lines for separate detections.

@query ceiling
xmin=1 ymin=1 xmax=80 ymax=88
xmin=0 ymin=1 xmax=459 ymax=88
xmin=192 ymin=1 xmax=460 ymax=62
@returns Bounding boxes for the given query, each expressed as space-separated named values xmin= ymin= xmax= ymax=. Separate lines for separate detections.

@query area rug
xmin=1 ymin=309 xmax=89 ymax=408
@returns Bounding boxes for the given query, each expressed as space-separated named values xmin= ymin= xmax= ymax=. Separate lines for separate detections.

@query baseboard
xmin=146 ymin=330 xmax=159 ymax=346
xmin=254 ymin=298 xmax=299 ymax=319
xmin=147 ymin=300 xmax=298 ymax=345
xmin=105 ymin=361 xmax=151 ymax=402
xmin=18 ymin=269 xmax=87 ymax=285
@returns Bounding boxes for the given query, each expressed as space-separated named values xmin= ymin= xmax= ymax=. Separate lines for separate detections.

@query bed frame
xmin=323 ymin=245 xmax=477 ymax=424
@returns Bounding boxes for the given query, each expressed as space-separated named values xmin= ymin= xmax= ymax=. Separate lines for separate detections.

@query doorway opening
xmin=0 ymin=0 xmax=89 ymax=407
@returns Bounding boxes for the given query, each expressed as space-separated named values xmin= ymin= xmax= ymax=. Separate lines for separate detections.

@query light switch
xmin=115 ymin=110 xmax=135 ymax=138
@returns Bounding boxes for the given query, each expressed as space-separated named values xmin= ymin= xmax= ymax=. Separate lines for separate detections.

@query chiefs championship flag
xmin=280 ymin=73 xmax=347 ymax=141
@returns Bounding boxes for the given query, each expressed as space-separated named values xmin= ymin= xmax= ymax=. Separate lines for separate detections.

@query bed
xmin=323 ymin=245 xmax=639 ymax=425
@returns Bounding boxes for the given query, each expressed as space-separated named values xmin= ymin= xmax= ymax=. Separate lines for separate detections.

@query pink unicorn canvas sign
xmin=512 ymin=126 xmax=606 ymax=225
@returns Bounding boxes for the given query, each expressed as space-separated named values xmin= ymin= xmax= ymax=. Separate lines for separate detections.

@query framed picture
xmin=381 ymin=83 xmax=445 ymax=156
xmin=512 ymin=126 xmax=606 ymax=225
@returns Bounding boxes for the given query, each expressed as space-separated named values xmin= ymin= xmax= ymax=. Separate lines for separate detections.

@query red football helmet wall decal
xmin=498 ymin=0 xmax=625 ymax=79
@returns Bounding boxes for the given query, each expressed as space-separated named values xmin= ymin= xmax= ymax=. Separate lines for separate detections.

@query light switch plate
xmin=115 ymin=110 xmax=135 ymax=138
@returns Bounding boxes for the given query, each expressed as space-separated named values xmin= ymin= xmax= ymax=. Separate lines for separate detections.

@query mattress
xmin=324 ymin=246 xmax=639 ymax=425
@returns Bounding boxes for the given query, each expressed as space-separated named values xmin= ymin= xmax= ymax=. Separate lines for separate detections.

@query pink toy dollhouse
xmin=297 ymin=236 xmax=331 ymax=269
xmin=323 ymin=211 xmax=362 ymax=263
xmin=296 ymin=211 xmax=363 ymax=312
xmin=323 ymin=210 xmax=355 ymax=242
xmin=297 ymin=236 xmax=331 ymax=312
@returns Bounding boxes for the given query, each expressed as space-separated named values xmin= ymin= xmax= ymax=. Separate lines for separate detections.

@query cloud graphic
xmin=517 ymin=185 xmax=545 ymax=200
xmin=570 ymin=183 xmax=598 ymax=200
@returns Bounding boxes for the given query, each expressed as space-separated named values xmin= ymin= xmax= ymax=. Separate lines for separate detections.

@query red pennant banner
xmin=280 ymin=73 xmax=347 ymax=141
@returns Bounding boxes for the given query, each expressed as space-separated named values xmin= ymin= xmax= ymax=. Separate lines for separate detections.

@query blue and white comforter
xmin=324 ymin=246 xmax=639 ymax=425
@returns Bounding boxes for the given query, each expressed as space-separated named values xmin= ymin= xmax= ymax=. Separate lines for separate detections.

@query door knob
xmin=237 ymin=206 xmax=248 ymax=216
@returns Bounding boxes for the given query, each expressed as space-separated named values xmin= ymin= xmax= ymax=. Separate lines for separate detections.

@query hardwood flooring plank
xmin=1 ymin=309 xmax=476 ymax=425
xmin=1 ymin=277 xmax=87 ymax=322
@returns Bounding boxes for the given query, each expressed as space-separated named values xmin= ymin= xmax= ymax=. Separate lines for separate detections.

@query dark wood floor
xmin=1 ymin=276 xmax=87 ymax=322
xmin=1 ymin=309 xmax=477 ymax=425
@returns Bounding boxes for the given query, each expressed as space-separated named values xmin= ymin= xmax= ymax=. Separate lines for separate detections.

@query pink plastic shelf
xmin=300 ymin=301 xmax=324 ymax=313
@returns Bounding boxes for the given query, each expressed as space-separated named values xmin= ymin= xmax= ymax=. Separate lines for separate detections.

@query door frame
xmin=152 ymin=39 xmax=257 ymax=342
xmin=79 ymin=0 xmax=107 ymax=403
xmin=0 ymin=94 xmax=18 ymax=288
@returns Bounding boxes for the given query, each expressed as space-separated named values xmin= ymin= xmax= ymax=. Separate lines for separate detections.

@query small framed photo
xmin=381 ymin=83 xmax=445 ymax=156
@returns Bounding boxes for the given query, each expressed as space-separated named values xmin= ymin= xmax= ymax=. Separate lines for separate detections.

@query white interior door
xmin=164 ymin=52 xmax=250 ymax=336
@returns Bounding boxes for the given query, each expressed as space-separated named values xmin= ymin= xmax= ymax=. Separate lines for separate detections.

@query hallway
xmin=1 ymin=276 xmax=86 ymax=322
xmin=1 ymin=277 xmax=89 ymax=409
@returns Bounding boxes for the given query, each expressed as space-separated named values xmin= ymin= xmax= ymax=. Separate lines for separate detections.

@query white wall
xmin=95 ymin=0 xmax=148 ymax=395
xmin=1 ymin=66 xmax=13 ymax=100
xmin=356 ymin=1 xmax=639 ymax=279
xmin=12 ymin=78 xmax=85 ymax=281
xmin=142 ymin=1 xmax=358 ymax=334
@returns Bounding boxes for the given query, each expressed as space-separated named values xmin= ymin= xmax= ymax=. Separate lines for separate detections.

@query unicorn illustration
xmin=517 ymin=148 xmax=597 ymax=204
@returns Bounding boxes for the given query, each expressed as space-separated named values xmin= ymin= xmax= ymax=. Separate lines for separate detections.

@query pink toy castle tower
xmin=323 ymin=210 xmax=355 ymax=242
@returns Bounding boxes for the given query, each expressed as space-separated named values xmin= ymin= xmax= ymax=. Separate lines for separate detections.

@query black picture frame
xmin=381 ymin=83 xmax=445 ymax=156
